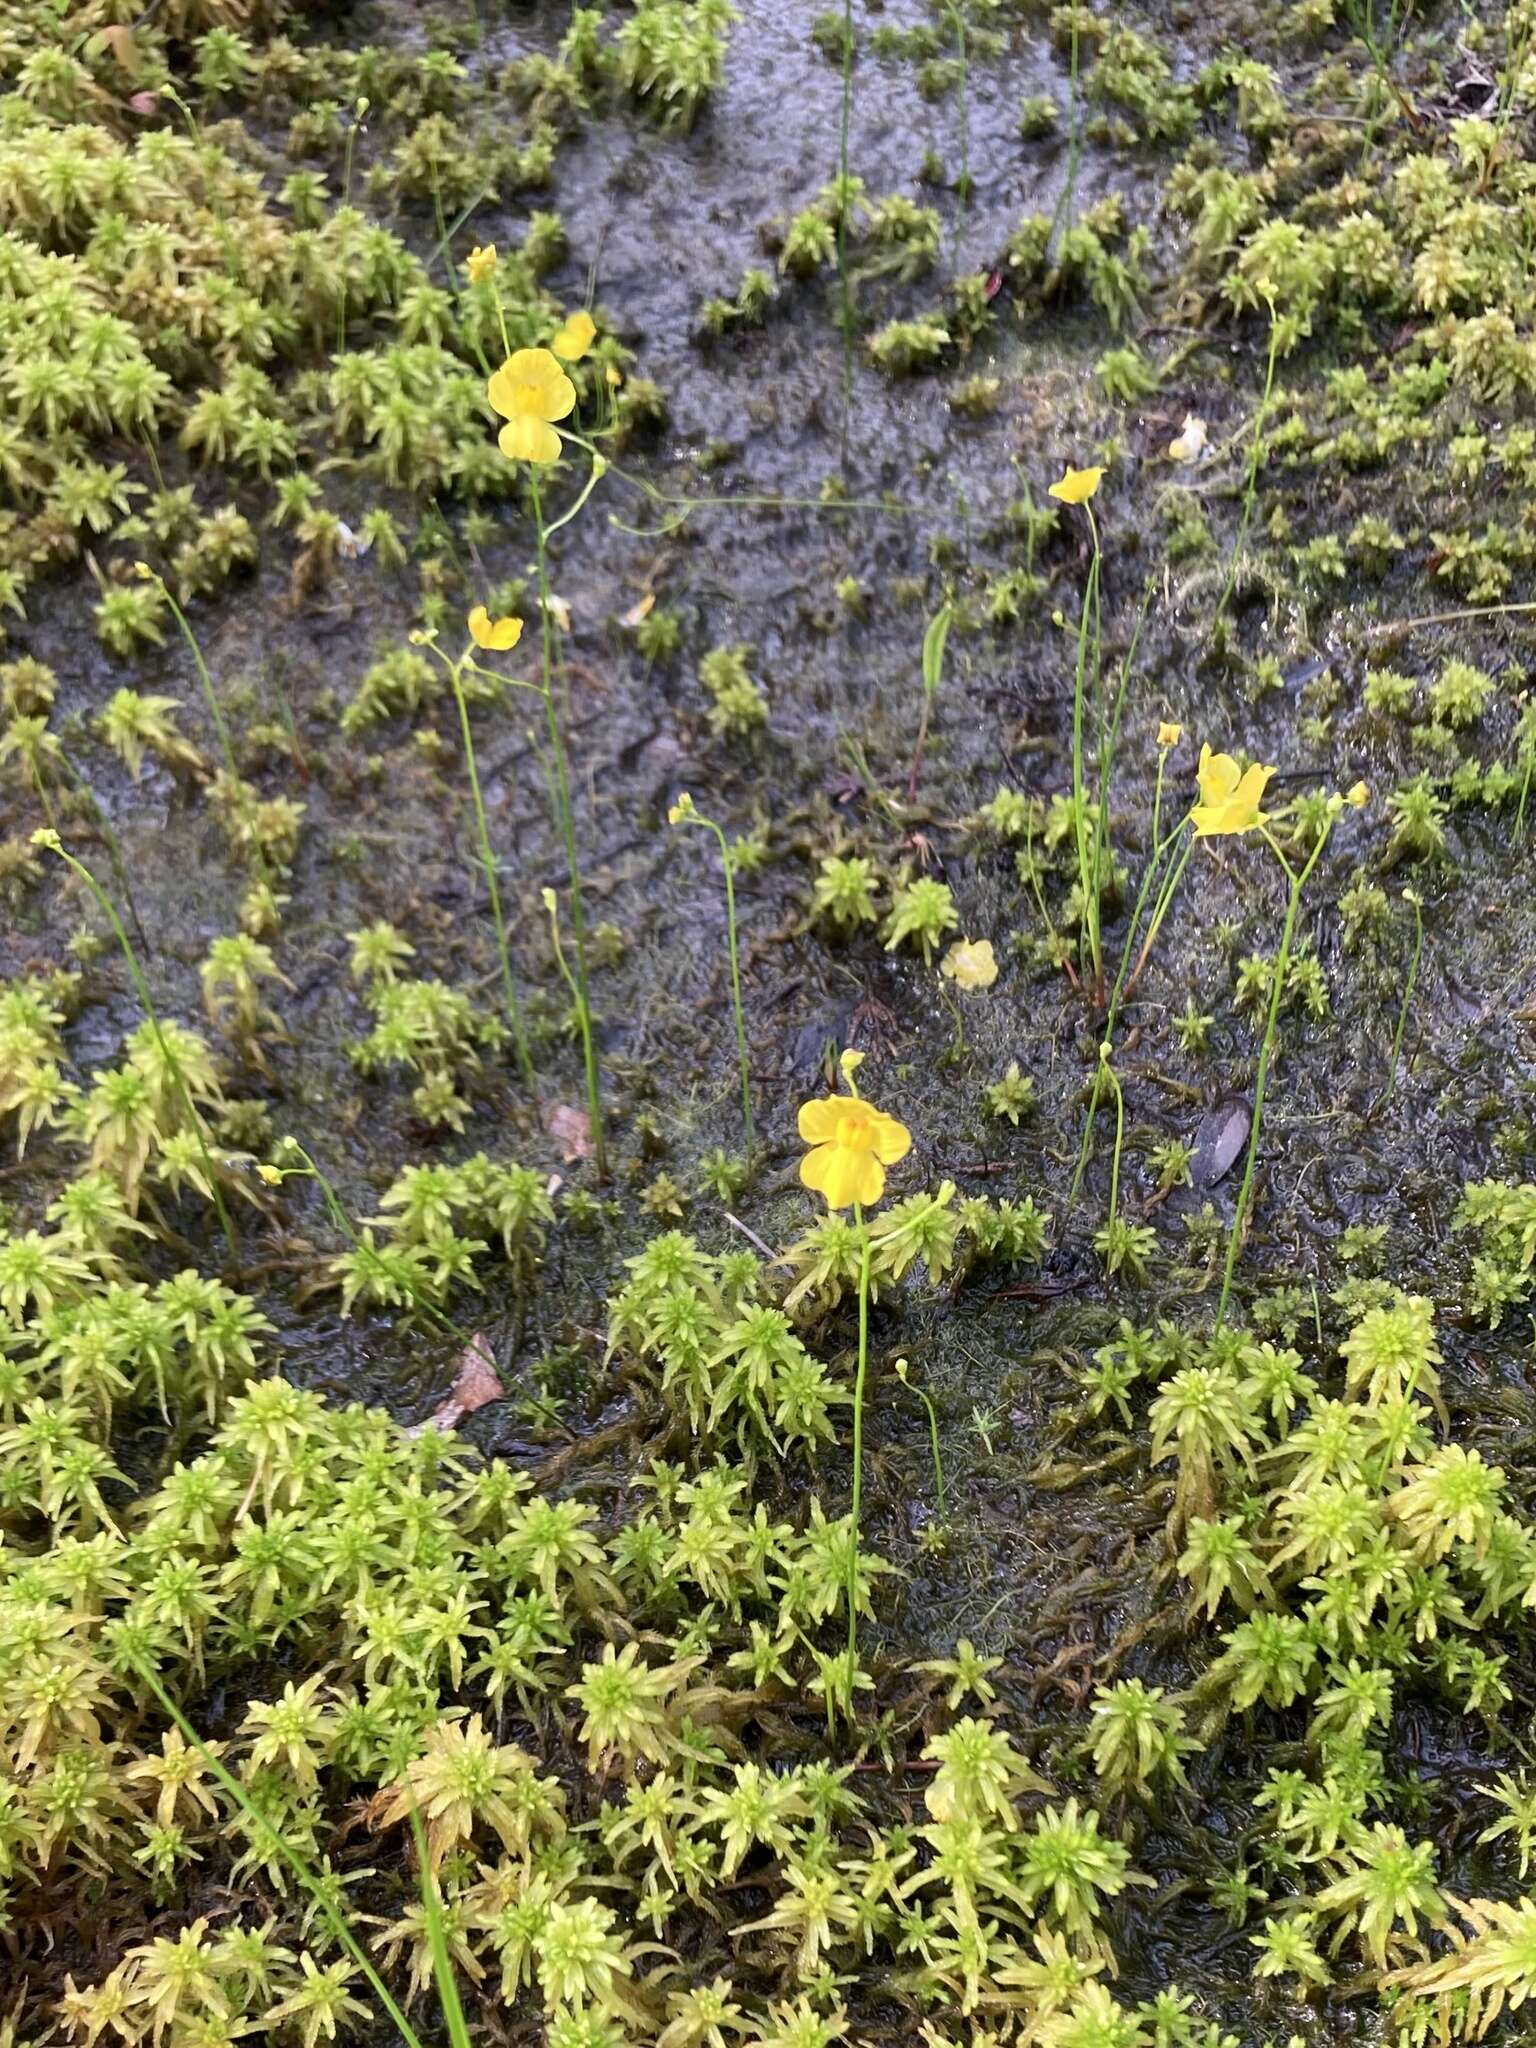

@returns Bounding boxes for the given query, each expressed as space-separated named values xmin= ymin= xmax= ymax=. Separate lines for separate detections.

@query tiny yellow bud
xmin=133 ymin=560 xmax=154 ymax=581
xmin=541 ymin=887 xmax=558 ymax=914
xmin=465 ymin=243 xmax=498 ymax=284
xmin=1157 ymin=721 xmax=1183 ymax=749
xmin=839 ymin=1048 xmax=866 ymax=1078
xmin=30 ymin=826 xmax=62 ymax=852
xmin=256 ymin=1163 xmax=283 ymax=1186
xmin=1346 ymin=780 xmax=1369 ymax=807
xmin=894 ymin=1356 xmax=911 ymax=1384
xmin=668 ymin=792 xmax=695 ymax=825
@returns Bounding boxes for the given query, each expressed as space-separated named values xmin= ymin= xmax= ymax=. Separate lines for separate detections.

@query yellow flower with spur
xmin=1048 ymin=464 xmax=1105 ymax=505
xmin=1191 ymin=743 xmax=1275 ymax=838
xmin=488 ymin=347 xmax=576 ymax=465
xmin=550 ymin=309 xmax=597 ymax=361
xmin=467 ymin=606 xmax=522 ymax=651
xmin=797 ymin=1093 xmax=912 ymax=1211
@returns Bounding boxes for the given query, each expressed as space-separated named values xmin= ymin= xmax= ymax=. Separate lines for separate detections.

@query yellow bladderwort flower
xmin=797 ymin=1094 xmax=911 ymax=1210
xmin=940 ymin=938 xmax=998 ymax=990
xmin=1167 ymin=414 xmax=1207 ymax=462
xmin=1346 ymin=780 xmax=1369 ymax=807
xmin=1191 ymin=743 xmax=1275 ymax=838
xmin=488 ymin=347 xmax=576 ymax=465
xmin=550 ymin=309 xmax=596 ymax=361
xmin=466 ymin=244 xmax=498 ymax=283
xmin=1048 ymin=464 xmax=1105 ymax=505
xmin=467 ymin=605 xmax=523 ymax=652
xmin=1157 ymin=721 xmax=1183 ymax=750
xmin=667 ymin=791 xmax=696 ymax=826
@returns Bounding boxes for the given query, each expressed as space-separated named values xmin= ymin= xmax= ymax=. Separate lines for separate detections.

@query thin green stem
xmin=914 ymin=1379 xmax=946 ymax=1515
xmin=1124 ymin=828 xmax=1196 ymax=1001
xmin=1216 ymin=309 xmax=1280 ymax=622
xmin=278 ymin=1141 xmax=468 ymax=1340
xmin=153 ymin=573 xmax=238 ymax=779
xmin=129 ymin=1659 xmax=429 ymax=2048
xmin=1381 ymin=889 xmax=1424 ymax=1107
xmin=1069 ymin=792 xmax=1189 ymax=1207
xmin=948 ymin=1 xmax=970 ymax=209
xmin=674 ymin=804 xmax=754 ymax=1158
xmin=42 ymin=837 xmax=235 ymax=1254
xmin=848 ymin=1204 xmax=872 ymax=1665
xmin=404 ymin=1807 xmax=473 ymax=2048
xmin=560 ymin=430 xmax=898 ymax=522
xmin=1069 ymin=524 xmax=1104 ymax=998
xmin=1023 ymin=811 xmax=1077 ymax=988
xmin=836 ymin=0 xmax=856 ymax=437
xmin=1216 ymin=821 xmax=1332 ymax=1326
xmin=1058 ymin=13 xmax=1082 ymax=242
xmin=908 ymin=600 xmax=954 ymax=805
xmin=1087 ymin=578 xmax=1156 ymax=946
xmin=529 ymin=470 xmax=605 ymax=1178
xmin=445 ymin=653 xmax=537 ymax=1093
xmin=55 ymin=744 xmax=151 ymax=956
xmin=1102 ymin=1047 xmax=1126 ymax=1238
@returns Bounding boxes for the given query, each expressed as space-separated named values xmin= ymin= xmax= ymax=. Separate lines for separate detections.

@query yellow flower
xmin=1048 ymin=464 xmax=1105 ymax=505
xmin=667 ymin=792 xmax=696 ymax=825
xmin=1157 ymin=721 xmax=1183 ymax=750
xmin=1191 ymin=743 xmax=1275 ymax=838
xmin=1167 ymin=414 xmax=1207 ymax=462
xmin=256 ymin=1163 xmax=283 ymax=1186
xmin=940 ymin=938 xmax=998 ymax=991
xmin=798 ymin=1094 xmax=911 ymax=1211
xmin=550 ymin=309 xmax=596 ymax=361
xmin=488 ymin=347 xmax=576 ymax=465
xmin=1346 ymin=780 xmax=1369 ymax=807
xmin=466 ymin=244 xmax=498 ymax=283
xmin=30 ymin=827 xmax=62 ymax=852
xmin=468 ymin=605 xmax=523 ymax=651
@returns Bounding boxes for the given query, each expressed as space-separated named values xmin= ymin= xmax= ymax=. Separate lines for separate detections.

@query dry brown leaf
xmin=546 ymin=1102 xmax=594 ymax=1161
xmin=418 ymin=1332 xmax=503 ymax=1433
xmin=620 ymin=592 xmax=656 ymax=628
xmin=98 ymin=25 xmax=143 ymax=76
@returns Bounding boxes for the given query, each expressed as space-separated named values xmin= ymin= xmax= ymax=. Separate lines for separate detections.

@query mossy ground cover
xmin=7 ymin=2 xmax=1536 ymax=2045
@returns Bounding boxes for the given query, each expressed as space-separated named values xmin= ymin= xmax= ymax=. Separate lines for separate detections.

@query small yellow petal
xmin=797 ymin=1098 xmax=844 ymax=1144
xmin=551 ymin=309 xmax=597 ymax=361
xmin=498 ymin=416 xmax=564 ymax=465
xmin=870 ymin=1112 xmax=913 ymax=1166
xmin=468 ymin=605 xmax=523 ymax=651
